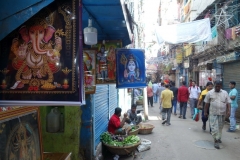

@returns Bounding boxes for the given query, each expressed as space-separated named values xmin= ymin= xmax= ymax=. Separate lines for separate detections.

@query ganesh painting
xmin=10 ymin=22 xmax=64 ymax=91
xmin=0 ymin=1 xmax=83 ymax=103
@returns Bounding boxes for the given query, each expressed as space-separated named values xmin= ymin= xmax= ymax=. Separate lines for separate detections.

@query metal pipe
xmin=79 ymin=0 xmax=84 ymax=105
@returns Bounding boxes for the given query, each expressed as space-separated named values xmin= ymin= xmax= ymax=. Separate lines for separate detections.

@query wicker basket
xmin=136 ymin=100 xmax=143 ymax=105
xmin=128 ymin=126 xmax=139 ymax=135
xmin=138 ymin=124 xmax=154 ymax=135
xmin=103 ymin=141 xmax=141 ymax=155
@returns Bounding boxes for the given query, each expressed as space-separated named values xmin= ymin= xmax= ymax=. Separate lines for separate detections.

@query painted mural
xmin=0 ymin=0 xmax=83 ymax=102
xmin=116 ymin=49 xmax=146 ymax=88
xmin=92 ymin=40 xmax=122 ymax=84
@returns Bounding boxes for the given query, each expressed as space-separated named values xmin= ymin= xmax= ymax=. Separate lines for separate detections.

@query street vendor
xmin=127 ymin=104 xmax=142 ymax=125
xmin=108 ymin=107 xmax=128 ymax=134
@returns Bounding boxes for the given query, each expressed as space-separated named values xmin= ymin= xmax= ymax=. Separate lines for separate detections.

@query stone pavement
xmin=104 ymin=102 xmax=240 ymax=160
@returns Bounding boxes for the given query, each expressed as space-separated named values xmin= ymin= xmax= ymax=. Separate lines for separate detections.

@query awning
xmin=198 ymin=59 xmax=214 ymax=66
xmin=0 ymin=0 xmax=132 ymax=46
xmin=82 ymin=0 xmax=132 ymax=46
xmin=146 ymin=64 xmax=158 ymax=73
xmin=0 ymin=0 xmax=54 ymax=41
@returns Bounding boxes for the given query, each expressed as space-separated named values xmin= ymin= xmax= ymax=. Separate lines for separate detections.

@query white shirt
xmin=204 ymin=89 xmax=231 ymax=115
xmin=188 ymin=86 xmax=201 ymax=99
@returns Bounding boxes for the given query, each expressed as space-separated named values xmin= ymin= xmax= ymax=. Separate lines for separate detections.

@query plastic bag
xmin=137 ymin=139 xmax=151 ymax=152
xmin=192 ymin=108 xmax=200 ymax=122
xmin=177 ymin=102 xmax=180 ymax=111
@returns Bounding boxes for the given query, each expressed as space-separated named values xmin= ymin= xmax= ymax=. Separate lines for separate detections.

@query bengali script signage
xmin=216 ymin=52 xmax=240 ymax=63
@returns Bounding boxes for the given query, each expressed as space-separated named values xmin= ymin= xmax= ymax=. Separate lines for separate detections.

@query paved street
xmin=105 ymin=103 xmax=240 ymax=160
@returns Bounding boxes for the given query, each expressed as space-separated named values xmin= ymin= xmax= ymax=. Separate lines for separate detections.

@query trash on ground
xmin=137 ymin=139 xmax=151 ymax=152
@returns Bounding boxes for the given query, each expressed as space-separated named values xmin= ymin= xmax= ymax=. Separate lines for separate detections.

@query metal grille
xmin=93 ymin=84 xmax=119 ymax=152
xmin=93 ymin=85 xmax=109 ymax=149
xmin=223 ymin=61 xmax=240 ymax=119
xmin=109 ymin=84 xmax=118 ymax=118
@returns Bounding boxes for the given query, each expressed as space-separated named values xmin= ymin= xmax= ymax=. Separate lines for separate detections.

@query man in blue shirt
xmin=152 ymin=82 xmax=159 ymax=103
xmin=228 ymin=81 xmax=238 ymax=132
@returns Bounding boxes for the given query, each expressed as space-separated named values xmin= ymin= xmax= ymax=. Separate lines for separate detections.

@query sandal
xmin=214 ymin=140 xmax=220 ymax=149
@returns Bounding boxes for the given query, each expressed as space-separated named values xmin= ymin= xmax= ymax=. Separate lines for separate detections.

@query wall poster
xmin=0 ymin=0 xmax=84 ymax=105
xmin=91 ymin=40 xmax=122 ymax=84
xmin=83 ymin=49 xmax=96 ymax=94
xmin=0 ymin=107 xmax=42 ymax=160
xmin=116 ymin=49 xmax=146 ymax=88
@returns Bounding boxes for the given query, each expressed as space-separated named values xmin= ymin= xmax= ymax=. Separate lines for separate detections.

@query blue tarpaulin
xmin=0 ymin=0 xmax=54 ymax=41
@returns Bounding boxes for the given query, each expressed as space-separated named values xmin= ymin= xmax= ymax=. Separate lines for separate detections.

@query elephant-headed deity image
xmin=10 ymin=17 xmax=65 ymax=90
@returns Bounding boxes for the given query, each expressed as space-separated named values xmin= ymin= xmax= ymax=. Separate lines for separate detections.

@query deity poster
xmin=0 ymin=0 xmax=84 ymax=105
xmin=91 ymin=40 xmax=122 ymax=84
xmin=83 ymin=49 xmax=96 ymax=94
xmin=116 ymin=49 xmax=146 ymax=88
xmin=0 ymin=107 xmax=42 ymax=160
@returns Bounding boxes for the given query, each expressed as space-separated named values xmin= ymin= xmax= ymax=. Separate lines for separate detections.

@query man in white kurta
xmin=204 ymin=81 xmax=231 ymax=149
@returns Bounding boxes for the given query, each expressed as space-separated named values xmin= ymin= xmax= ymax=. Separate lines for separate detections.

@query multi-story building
xmin=178 ymin=0 xmax=240 ymax=119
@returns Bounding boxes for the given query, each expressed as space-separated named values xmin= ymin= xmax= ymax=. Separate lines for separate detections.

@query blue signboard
xmin=116 ymin=49 xmax=146 ymax=88
xmin=216 ymin=52 xmax=240 ymax=63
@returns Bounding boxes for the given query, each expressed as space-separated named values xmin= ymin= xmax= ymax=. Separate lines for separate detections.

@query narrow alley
xmin=105 ymin=103 xmax=240 ymax=160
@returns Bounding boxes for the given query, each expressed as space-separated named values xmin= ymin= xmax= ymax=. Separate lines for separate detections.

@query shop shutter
xmin=92 ymin=84 xmax=119 ymax=154
xmin=92 ymin=85 xmax=109 ymax=149
xmin=223 ymin=61 xmax=240 ymax=119
xmin=109 ymin=84 xmax=118 ymax=117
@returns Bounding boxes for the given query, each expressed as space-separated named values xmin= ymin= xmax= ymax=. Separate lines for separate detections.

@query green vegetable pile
xmin=100 ymin=132 xmax=140 ymax=147
xmin=131 ymin=126 xmax=136 ymax=132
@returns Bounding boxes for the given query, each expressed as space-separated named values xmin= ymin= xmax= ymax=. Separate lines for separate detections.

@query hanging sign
xmin=216 ymin=52 xmax=240 ymax=63
xmin=116 ymin=49 xmax=146 ymax=88
xmin=0 ymin=0 xmax=84 ymax=106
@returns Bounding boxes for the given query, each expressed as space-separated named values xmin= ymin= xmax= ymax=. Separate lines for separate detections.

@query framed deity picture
xmin=0 ymin=107 xmax=43 ymax=160
xmin=83 ymin=49 xmax=96 ymax=94
xmin=116 ymin=49 xmax=147 ymax=88
xmin=91 ymin=40 xmax=122 ymax=84
xmin=0 ymin=0 xmax=84 ymax=106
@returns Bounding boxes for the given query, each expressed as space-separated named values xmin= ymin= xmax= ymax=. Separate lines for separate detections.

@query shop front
xmin=197 ymin=57 xmax=217 ymax=89
xmin=216 ymin=52 xmax=240 ymax=119
xmin=0 ymin=0 xmax=132 ymax=160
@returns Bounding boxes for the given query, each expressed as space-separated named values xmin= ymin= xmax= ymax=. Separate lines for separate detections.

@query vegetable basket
xmin=103 ymin=141 xmax=141 ymax=155
xmin=136 ymin=100 xmax=143 ymax=105
xmin=138 ymin=123 xmax=154 ymax=135
xmin=128 ymin=126 xmax=139 ymax=135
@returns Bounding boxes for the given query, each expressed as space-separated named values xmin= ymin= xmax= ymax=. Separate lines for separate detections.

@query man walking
xmin=177 ymin=81 xmax=189 ymax=119
xmin=160 ymin=84 xmax=174 ymax=125
xmin=170 ymin=82 xmax=178 ymax=115
xmin=158 ymin=82 xmax=165 ymax=113
xmin=152 ymin=82 xmax=159 ymax=103
xmin=204 ymin=81 xmax=231 ymax=149
xmin=197 ymin=82 xmax=213 ymax=131
xmin=147 ymin=85 xmax=153 ymax=107
xmin=227 ymin=81 xmax=238 ymax=132
xmin=188 ymin=80 xmax=201 ymax=118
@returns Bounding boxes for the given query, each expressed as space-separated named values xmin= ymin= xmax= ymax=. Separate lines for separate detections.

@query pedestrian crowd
xmin=146 ymin=79 xmax=238 ymax=149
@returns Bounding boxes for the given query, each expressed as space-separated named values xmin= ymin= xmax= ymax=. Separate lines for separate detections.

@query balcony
xmin=194 ymin=37 xmax=219 ymax=54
